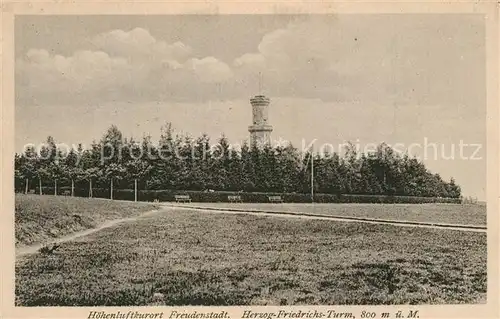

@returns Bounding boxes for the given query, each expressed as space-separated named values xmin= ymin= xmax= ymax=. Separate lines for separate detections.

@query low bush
xmin=339 ymin=194 xmax=461 ymax=204
xmin=32 ymin=187 xmax=461 ymax=204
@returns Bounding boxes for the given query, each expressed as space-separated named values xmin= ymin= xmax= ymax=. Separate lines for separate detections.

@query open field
xmin=16 ymin=207 xmax=487 ymax=306
xmin=183 ymin=203 xmax=487 ymax=226
xmin=15 ymin=194 xmax=160 ymax=247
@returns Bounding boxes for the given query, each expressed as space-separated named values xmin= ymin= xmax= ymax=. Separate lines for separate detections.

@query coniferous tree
xmin=14 ymin=124 xmax=463 ymax=200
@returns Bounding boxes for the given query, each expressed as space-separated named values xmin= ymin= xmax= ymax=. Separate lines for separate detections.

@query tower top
xmin=250 ymin=95 xmax=270 ymax=106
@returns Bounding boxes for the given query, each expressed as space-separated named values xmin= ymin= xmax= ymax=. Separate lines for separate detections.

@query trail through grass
xmin=15 ymin=194 xmax=160 ymax=247
xmin=186 ymin=203 xmax=486 ymax=226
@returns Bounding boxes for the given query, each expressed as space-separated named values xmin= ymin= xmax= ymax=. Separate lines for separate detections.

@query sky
xmin=14 ymin=14 xmax=486 ymax=199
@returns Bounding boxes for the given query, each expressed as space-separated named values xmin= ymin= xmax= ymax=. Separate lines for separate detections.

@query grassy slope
xmin=15 ymin=209 xmax=486 ymax=306
xmin=188 ymin=203 xmax=487 ymax=226
xmin=15 ymin=194 xmax=160 ymax=247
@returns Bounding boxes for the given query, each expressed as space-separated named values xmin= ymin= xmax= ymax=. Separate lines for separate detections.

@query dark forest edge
xmin=15 ymin=124 xmax=463 ymax=203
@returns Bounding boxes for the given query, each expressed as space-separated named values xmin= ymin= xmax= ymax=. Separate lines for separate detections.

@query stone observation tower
xmin=248 ymin=95 xmax=273 ymax=147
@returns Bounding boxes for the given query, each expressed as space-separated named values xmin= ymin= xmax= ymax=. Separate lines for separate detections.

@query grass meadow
xmin=186 ymin=202 xmax=487 ymax=226
xmin=15 ymin=203 xmax=487 ymax=306
xmin=15 ymin=194 xmax=160 ymax=247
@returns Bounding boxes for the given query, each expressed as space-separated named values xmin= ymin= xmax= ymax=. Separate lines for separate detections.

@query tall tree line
xmin=14 ymin=124 xmax=461 ymax=198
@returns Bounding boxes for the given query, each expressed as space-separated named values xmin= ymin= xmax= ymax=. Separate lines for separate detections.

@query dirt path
xmin=16 ymin=209 xmax=163 ymax=259
xmin=16 ymin=204 xmax=485 ymax=259
xmin=166 ymin=204 xmax=486 ymax=233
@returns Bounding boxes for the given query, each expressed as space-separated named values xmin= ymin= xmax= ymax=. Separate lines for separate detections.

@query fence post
xmin=89 ymin=179 xmax=93 ymax=198
xmin=135 ymin=179 xmax=138 ymax=202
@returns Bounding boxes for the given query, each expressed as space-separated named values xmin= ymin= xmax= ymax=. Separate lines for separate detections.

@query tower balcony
xmin=250 ymin=95 xmax=270 ymax=106
xmin=248 ymin=124 xmax=273 ymax=133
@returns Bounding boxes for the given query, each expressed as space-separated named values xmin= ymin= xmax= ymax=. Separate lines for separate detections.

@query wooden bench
xmin=268 ymin=195 xmax=284 ymax=203
xmin=175 ymin=195 xmax=191 ymax=203
xmin=228 ymin=195 xmax=243 ymax=203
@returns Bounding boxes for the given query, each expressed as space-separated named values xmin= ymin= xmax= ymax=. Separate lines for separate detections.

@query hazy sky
xmin=15 ymin=14 xmax=486 ymax=199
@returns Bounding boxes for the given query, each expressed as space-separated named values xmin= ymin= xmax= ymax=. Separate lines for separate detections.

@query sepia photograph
xmin=2 ymin=3 xmax=498 ymax=317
